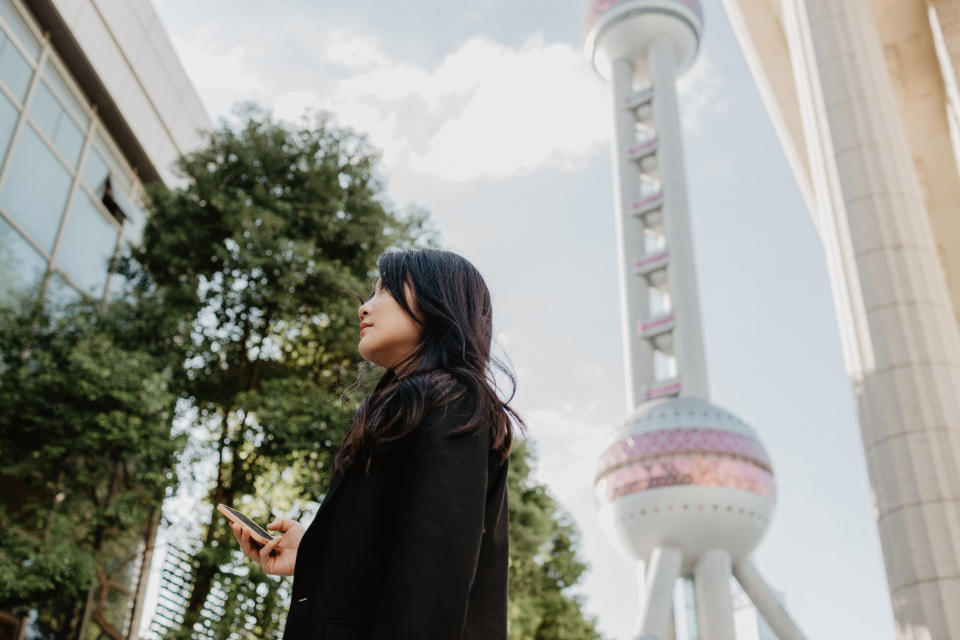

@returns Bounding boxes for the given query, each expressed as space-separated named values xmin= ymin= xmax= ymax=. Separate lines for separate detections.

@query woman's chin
xmin=357 ymin=343 xmax=379 ymax=365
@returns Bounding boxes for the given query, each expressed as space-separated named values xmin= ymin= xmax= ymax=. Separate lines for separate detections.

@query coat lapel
xmin=318 ymin=472 xmax=344 ymax=512
xmin=303 ymin=470 xmax=345 ymax=538
xmin=292 ymin=470 xmax=347 ymax=597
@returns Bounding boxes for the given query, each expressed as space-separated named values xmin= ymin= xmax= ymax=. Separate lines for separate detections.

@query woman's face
xmin=357 ymin=277 xmax=424 ymax=371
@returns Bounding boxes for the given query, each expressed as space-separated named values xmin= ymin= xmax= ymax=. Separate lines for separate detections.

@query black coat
xmin=281 ymin=390 xmax=510 ymax=640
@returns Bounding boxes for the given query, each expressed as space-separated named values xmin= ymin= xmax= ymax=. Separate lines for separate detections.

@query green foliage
xmin=121 ymin=104 xmax=431 ymax=499
xmin=507 ymin=440 xmax=604 ymax=640
xmin=123 ymin=104 xmax=434 ymax=637
xmin=0 ymin=290 xmax=185 ymax=638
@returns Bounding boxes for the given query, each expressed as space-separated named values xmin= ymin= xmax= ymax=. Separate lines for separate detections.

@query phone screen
xmin=219 ymin=504 xmax=274 ymax=545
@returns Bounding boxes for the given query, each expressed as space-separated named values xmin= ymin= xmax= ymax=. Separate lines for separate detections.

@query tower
xmin=583 ymin=2 xmax=808 ymax=638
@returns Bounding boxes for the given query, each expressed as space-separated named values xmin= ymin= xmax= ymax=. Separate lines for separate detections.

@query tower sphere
xmin=583 ymin=0 xmax=703 ymax=81
xmin=594 ymin=396 xmax=776 ymax=575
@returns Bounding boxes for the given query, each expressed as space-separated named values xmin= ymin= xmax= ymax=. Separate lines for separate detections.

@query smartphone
xmin=218 ymin=503 xmax=274 ymax=549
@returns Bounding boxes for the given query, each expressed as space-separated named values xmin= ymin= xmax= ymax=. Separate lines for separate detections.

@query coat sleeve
xmin=369 ymin=395 xmax=489 ymax=638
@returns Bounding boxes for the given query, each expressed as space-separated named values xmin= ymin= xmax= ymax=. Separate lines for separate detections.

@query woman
xmin=229 ymin=248 xmax=524 ymax=639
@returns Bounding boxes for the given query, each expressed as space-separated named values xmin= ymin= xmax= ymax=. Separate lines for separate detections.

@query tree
xmin=507 ymin=440 xmax=604 ymax=640
xmin=0 ymin=286 xmax=186 ymax=639
xmin=122 ymin=104 xmax=432 ymax=638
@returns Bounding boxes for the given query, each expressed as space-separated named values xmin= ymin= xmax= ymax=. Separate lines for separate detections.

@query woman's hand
xmin=229 ymin=518 xmax=305 ymax=576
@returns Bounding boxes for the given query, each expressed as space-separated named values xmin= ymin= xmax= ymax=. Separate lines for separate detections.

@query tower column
xmin=610 ymin=57 xmax=654 ymax=412
xmin=693 ymin=549 xmax=735 ymax=640
xmin=734 ymin=558 xmax=807 ymax=640
xmin=637 ymin=545 xmax=682 ymax=639
xmin=785 ymin=0 xmax=960 ymax=636
xmin=647 ymin=37 xmax=709 ymax=400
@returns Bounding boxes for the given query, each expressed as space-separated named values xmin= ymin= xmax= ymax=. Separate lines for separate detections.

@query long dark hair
xmin=332 ymin=248 xmax=525 ymax=478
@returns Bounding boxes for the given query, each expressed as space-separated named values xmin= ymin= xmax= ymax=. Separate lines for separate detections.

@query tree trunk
xmin=183 ymin=448 xmax=240 ymax=636
xmin=182 ymin=487 xmax=233 ymax=635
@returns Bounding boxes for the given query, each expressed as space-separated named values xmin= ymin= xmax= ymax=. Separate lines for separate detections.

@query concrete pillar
xmin=927 ymin=0 xmax=960 ymax=176
xmin=635 ymin=560 xmax=677 ymax=640
xmin=648 ymin=36 xmax=709 ymax=401
xmin=791 ymin=0 xmax=960 ymax=637
xmin=693 ymin=549 xmax=735 ymax=640
xmin=734 ymin=557 xmax=807 ymax=640
xmin=637 ymin=545 xmax=682 ymax=639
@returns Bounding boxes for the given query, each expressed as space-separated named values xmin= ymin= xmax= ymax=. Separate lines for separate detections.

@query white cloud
xmin=310 ymin=33 xmax=611 ymax=180
xmin=403 ymin=34 xmax=610 ymax=180
xmin=172 ymin=28 xmax=610 ymax=182
xmin=522 ymin=404 xmax=618 ymax=509
xmin=170 ymin=30 xmax=266 ymax=120
xmin=678 ymin=50 xmax=731 ymax=139
xmin=272 ymin=90 xmax=319 ymax=124
xmin=172 ymin=33 xmax=263 ymax=92
xmin=325 ymin=30 xmax=390 ymax=69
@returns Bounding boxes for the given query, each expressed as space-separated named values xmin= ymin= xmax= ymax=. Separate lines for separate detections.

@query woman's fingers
xmin=233 ymin=524 xmax=247 ymax=551
xmin=235 ymin=525 xmax=259 ymax=561
xmin=258 ymin=531 xmax=283 ymax=564
xmin=226 ymin=520 xmax=299 ymax=575
xmin=230 ymin=523 xmax=247 ymax=551
xmin=230 ymin=519 xmax=294 ymax=573
xmin=267 ymin=518 xmax=294 ymax=531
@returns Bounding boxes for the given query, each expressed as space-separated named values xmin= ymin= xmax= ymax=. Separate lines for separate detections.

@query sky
xmin=140 ymin=2 xmax=898 ymax=638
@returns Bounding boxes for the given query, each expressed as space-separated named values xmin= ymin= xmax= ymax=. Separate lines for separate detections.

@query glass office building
xmin=0 ymin=0 xmax=210 ymax=637
xmin=0 ymin=0 xmax=140 ymax=305
xmin=0 ymin=0 xmax=208 ymax=307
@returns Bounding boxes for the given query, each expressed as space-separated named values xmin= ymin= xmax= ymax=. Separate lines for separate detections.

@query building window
xmin=44 ymin=270 xmax=81 ymax=307
xmin=0 ymin=0 xmax=39 ymax=61
xmin=0 ymin=123 xmax=72 ymax=251
xmin=30 ymin=79 xmax=85 ymax=167
xmin=41 ymin=59 xmax=89 ymax=128
xmin=92 ymin=132 xmax=133 ymax=194
xmin=55 ymin=191 xmax=119 ymax=297
xmin=0 ymin=25 xmax=32 ymax=101
xmin=110 ymin=183 xmax=147 ymax=246
xmin=81 ymin=137 xmax=145 ymax=245
xmin=0 ymin=214 xmax=46 ymax=302
xmin=0 ymin=88 xmax=16 ymax=156
xmin=81 ymin=142 xmax=110 ymax=193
